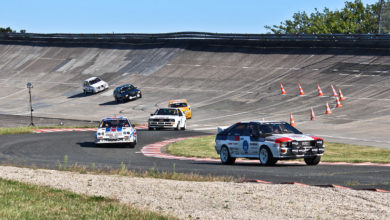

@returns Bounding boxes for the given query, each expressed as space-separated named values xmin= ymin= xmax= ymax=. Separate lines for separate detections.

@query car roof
xmin=237 ymin=121 xmax=286 ymax=124
xmin=115 ymin=84 xmax=133 ymax=89
xmin=84 ymin=77 xmax=98 ymax=81
xmin=169 ymin=99 xmax=188 ymax=104
xmin=102 ymin=117 xmax=129 ymax=121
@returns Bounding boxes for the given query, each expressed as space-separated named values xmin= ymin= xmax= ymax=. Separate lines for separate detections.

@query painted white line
xmin=0 ymin=88 xmax=27 ymax=100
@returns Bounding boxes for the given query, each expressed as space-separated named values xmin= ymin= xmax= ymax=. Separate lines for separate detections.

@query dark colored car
xmin=113 ymin=84 xmax=142 ymax=103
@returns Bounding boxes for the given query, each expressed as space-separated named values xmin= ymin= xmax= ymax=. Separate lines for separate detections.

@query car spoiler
xmin=217 ymin=126 xmax=228 ymax=133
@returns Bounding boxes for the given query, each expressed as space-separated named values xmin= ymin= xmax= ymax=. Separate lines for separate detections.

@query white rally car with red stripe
xmin=95 ymin=117 xmax=137 ymax=147
xmin=215 ymin=121 xmax=324 ymax=166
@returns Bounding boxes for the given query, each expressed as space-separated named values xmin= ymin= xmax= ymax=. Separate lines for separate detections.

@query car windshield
xmin=259 ymin=122 xmax=302 ymax=134
xmin=170 ymin=103 xmax=187 ymax=108
xmin=120 ymin=85 xmax=135 ymax=93
xmin=89 ymin=78 xmax=101 ymax=85
xmin=155 ymin=109 xmax=178 ymax=115
xmin=99 ymin=119 xmax=130 ymax=128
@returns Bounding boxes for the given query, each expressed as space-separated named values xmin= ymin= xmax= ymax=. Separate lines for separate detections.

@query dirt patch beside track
xmin=0 ymin=166 xmax=389 ymax=219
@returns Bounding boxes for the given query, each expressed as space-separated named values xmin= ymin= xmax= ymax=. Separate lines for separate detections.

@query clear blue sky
xmin=1 ymin=0 xmax=379 ymax=34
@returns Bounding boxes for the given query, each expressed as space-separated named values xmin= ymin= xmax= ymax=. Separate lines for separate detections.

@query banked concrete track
xmin=1 ymin=40 xmax=390 ymax=148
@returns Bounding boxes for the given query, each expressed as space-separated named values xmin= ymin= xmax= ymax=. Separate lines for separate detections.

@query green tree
xmin=265 ymin=0 xmax=384 ymax=34
xmin=0 ymin=27 xmax=14 ymax=33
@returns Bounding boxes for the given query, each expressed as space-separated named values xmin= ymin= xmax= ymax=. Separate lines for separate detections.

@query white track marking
xmin=0 ymin=88 xmax=27 ymax=100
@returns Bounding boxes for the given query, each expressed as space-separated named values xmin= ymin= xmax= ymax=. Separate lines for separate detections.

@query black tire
xmin=138 ymin=93 xmax=142 ymax=98
xmin=220 ymin=146 xmax=236 ymax=165
xmin=181 ymin=122 xmax=186 ymax=130
xmin=304 ymin=156 xmax=321 ymax=165
xmin=175 ymin=122 xmax=180 ymax=131
xmin=128 ymin=142 xmax=136 ymax=148
xmin=259 ymin=146 xmax=277 ymax=166
xmin=148 ymin=127 xmax=153 ymax=130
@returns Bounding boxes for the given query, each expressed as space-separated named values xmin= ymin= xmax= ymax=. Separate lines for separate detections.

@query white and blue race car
xmin=215 ymin=121 xmax=325 ymax=166
xmin=95 ymin=117 xmax=137 ymax=147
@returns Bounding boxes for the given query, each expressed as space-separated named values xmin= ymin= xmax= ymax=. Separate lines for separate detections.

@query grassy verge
xmin=0 ymin=178 xmax=175 ymax=219
xmin=0 ymin=125 xmax=97 ymax=135
xmin=166 ymin=135 xmax=390 ymax=163
xmin=52 ymin=158 xmax=236 ymax=182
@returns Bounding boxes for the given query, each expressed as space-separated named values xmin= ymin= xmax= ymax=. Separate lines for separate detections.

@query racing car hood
xmin=149 ymin=115 xmax=178 ymax=120
xmin=266 ymin=133 xmax=317 ymax=142
xmin=97 ymin=126 xmax=133 ymax=133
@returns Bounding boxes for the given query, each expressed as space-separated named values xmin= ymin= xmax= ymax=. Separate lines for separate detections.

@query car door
xmin=248 ymin=123 xmax=264 ymax=156
xmin=237 ymin=123 xmax=251 ymax=156
xmin=226 ymin=123 xmax=246 ymax=157
xmin=178 ymin=110 xmax=185 ymax=126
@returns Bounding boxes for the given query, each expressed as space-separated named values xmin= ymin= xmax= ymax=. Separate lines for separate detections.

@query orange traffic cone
xmin=290 ymin=112 xmax=296 ymax=127
xmin=331 ymin=84 xmax=338 ymax=97
xmin=325 ymin=102 xmax=332 ymax=114
xmin=336 ymin=97 xmax=342 ymax=108
xmin=338 ymin=88 xmax=345 ymax=101
xmin=298 ymin=83 xmax=305 ymax=95
xmin=317 ymin=84 xmax=324 ymax=96
xmin=280 ymin=83 xmax=286 ymax=95
xmin=310 ymin=107 xmax=316 ymax=120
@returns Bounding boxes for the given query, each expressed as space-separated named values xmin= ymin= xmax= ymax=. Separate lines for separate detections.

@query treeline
xmin=265 ymin=0 xmax=390 ymax=34
xmin=0 ymin=27 xmax=26 ymax=33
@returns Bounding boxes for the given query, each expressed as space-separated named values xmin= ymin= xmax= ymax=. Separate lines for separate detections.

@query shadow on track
xmin=77 ymin=142 xmax=133 ymax=148
xmin=68 ymin=93 xmax=87 ymax=99
xmin=99 ymin=101 xmax=118 ymax=106
xmin=192 ymin=161 xmax=305 ymax=167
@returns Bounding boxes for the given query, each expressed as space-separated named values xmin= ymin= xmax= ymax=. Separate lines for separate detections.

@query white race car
xmin=83 ymin=77 xmax=109 ymax=94
xmin=95 ymin=117 xmax=137 ymax=147
xmin=215 ymin=121 xmax=325 ymax=166
xmin=148 ymin=108 xmax=186 ymax=130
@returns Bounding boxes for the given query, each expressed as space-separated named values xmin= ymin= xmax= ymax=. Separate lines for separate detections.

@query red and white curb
xmin=33 ymin=125 xmax=148 ymax=133
xmin=141 ymin=136 xmax=390 ymax=167
xmin=141 ymin=136 xmax=390 ymax=193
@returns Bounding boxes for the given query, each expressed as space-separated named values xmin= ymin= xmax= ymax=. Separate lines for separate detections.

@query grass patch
xmin=0 ymin=178 xmax=175 ymax=219
xmin=166 ymin=135 xmax=390 ymax=163
xmin=0 ymin=125 xmax=97 ymax=135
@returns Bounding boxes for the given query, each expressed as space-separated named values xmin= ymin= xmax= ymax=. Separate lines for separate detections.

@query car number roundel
xmin=243 ymin=140 xmax=249 ymax=153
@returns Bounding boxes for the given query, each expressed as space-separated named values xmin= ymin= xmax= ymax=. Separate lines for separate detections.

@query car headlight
xmin=280 ymin=142 xmax=288 ymax=148
xmin=291 ymin=141 xmax=299 ymax=147
xmin=316 ymin=140 xmax=323 ymax=147
xmin=170 ymin=119 xmax=175 ymax=122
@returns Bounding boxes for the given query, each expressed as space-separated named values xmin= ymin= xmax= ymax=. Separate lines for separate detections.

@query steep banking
xmin=0 ymin=42 xmax=390 ymax=147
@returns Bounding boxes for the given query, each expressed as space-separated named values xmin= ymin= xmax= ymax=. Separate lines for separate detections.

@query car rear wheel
xmin=220 ymin=146 xmax=235 ymax=165
xmin=304 ymin=156 xmax=321 ymax=165
xmin=259 ymin=147 xmax=277 ymax=166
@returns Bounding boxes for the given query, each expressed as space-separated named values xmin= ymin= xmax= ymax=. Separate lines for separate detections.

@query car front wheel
xmin=259 ymin=147 xmax=277 ymax=166
xmin=304 ymin=156 xmax=321 ymax=165
xmin=181 ymin=122 xmax=186 ymax=130
xmin=220 ymin=146 xmax=235 ymax=165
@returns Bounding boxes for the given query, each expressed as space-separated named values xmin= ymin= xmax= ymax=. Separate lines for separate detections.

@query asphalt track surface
xmin=1 ymin=130 xmax=389 ymax=191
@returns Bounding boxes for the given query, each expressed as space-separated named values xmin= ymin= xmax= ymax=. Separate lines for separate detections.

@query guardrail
xmin=1 ymin=32 xmax=390 ymax=47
